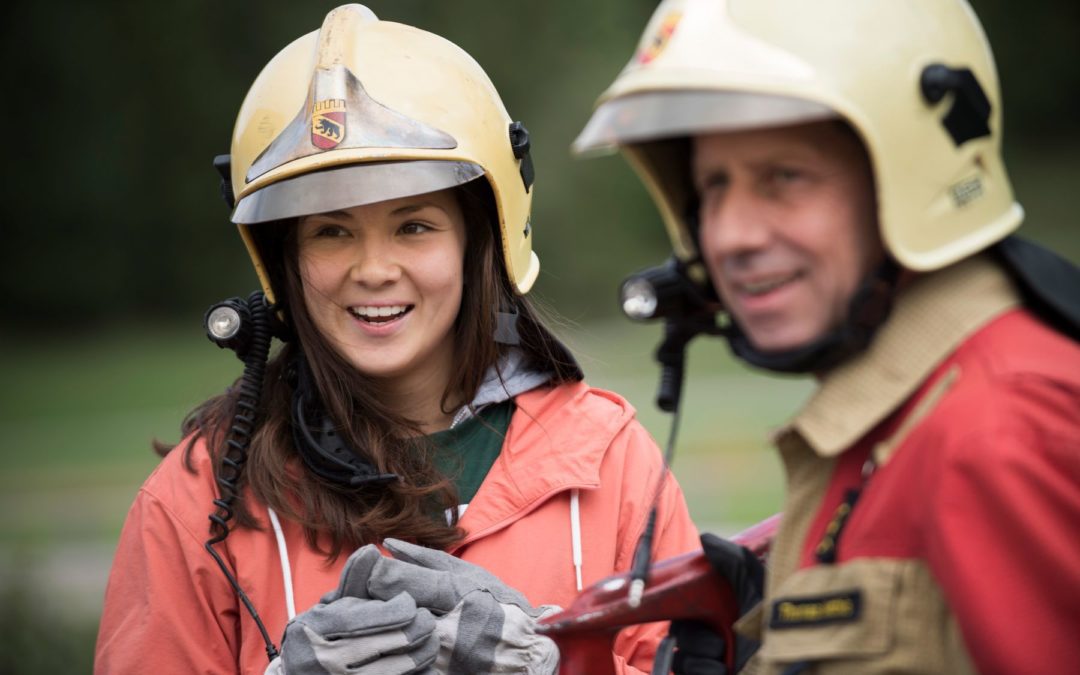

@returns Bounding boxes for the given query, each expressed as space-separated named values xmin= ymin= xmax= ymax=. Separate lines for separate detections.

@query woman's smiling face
xmin=296 ymin=187 xmax=468 ymax=395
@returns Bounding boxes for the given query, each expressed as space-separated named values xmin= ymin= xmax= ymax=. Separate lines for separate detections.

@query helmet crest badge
xmin=312 ymin=99 xmax=347 ymax=149
xmin=638 ymin=11 xmax=682 ymax=64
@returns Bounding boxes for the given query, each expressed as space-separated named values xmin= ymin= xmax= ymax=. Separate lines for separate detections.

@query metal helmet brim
xmin=573 ymin=90 xmax=836 ymax=156
xmin=232 ymin=160 xmax=484 ymax=224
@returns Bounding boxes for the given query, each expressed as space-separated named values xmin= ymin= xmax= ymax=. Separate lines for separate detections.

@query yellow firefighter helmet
xmin=228 ymin=4 xmax=538 ymax=303
xmin=575 ymin=0 xmax=1023 ymax=273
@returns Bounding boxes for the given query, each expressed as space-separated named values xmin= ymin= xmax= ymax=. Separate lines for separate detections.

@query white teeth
xmin=350 ymin=305 xmax=408 ymax=318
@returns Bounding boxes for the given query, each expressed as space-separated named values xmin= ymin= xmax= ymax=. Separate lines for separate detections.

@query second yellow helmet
xmin=576 ymin=0 xmax=1023 ymax=273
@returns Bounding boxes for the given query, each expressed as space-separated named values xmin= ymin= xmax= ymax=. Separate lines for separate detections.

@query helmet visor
xmin=574 ymin=90 xmax=836 ymax=155
xmin=232 ymin=160 xmax=485 ymax=224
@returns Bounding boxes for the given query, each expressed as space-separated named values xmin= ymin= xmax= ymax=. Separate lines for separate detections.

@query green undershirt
xmin=429 ymin=400 xmax=514 ymax=504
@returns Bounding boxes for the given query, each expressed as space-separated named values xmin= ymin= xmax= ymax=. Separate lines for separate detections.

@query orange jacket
xmin=96 ymin=381 xmax=701 ymax=674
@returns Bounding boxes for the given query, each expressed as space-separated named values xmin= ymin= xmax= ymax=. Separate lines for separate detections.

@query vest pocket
xmin=760 ymin=559 xmax=902 ymax=668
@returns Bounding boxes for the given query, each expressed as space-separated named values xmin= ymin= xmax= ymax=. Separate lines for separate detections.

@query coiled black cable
xmin=203 ymin=291 xmax=280 ymax=662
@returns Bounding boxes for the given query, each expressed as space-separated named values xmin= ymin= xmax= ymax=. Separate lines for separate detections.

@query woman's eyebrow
xmin=310 ymin=202 xmax=442 ymax=220
xmin=390 ymin=202 xmax=440 ymax=216
xmin=311 ymin=209 xmax=352 ymax=219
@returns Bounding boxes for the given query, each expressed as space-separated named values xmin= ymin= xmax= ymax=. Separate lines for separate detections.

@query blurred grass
xmin=0 ymin=584 xmax=99 ymax=674
xmin=0 ymin=325 xmax=243 ymax=669
xmin=0 ymin=325 xmax=239 ymax=544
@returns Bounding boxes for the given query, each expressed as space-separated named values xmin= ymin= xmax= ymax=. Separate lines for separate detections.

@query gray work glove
xmin=337 ymin=538 xmax=561 ymax=675
xmin=265 ymin=590 xmax=439 ymax=675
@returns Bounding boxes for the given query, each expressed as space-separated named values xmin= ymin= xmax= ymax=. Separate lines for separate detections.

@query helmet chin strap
xmin=289 ymin=350 xmax=399 ymax=488
xmin=494 ymin=307 xmax=521 ymax=345
xmin=726 ymin=259 xmax=901 ymax=375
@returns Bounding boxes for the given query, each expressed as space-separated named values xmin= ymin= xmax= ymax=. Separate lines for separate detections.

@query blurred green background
xmin=1 ymin=0 xmax=1077 ymax=670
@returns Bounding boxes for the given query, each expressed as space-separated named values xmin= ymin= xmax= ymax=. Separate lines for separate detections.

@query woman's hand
xmin=266 ymin=591 xmax=438 ymax=674
xmin=326 ymin=539 xmax=561 ymax=674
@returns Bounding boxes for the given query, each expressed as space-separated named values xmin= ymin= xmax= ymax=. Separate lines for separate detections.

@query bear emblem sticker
xmin=312 ymin=99 xmax=347 ymax=149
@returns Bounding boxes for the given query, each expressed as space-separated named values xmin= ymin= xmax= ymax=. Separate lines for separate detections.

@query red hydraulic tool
xmin=538 ymin=514 xmax=780 ymax=675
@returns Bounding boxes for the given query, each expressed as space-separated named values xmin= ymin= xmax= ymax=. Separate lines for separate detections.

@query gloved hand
xmin=336 ymin=538 xmax=561 ymax=675
xmin=265 ymin=590 xmax=439 ymax=675
xmin=670 ymin=533 xmax=764 ymax=675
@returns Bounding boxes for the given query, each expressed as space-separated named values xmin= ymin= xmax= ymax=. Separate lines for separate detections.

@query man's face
xmin=692 ymin=121 xmax=885 ymax=353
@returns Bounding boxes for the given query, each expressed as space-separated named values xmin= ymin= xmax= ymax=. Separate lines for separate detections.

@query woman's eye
xmin=399 ymin=221 xmax=433 ymax=235
xmin=312 ymin=224 xmax=349 ymax=238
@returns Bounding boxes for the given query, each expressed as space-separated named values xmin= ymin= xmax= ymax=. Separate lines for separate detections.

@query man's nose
xmin=698 ymin=187 xmax=772 ymax=261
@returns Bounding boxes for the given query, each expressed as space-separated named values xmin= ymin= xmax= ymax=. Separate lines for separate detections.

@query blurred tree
xmin=1 ymin=0 xmax=1075 ymax=331
xmin=973 ymin=0 xmax=1080 ymax=143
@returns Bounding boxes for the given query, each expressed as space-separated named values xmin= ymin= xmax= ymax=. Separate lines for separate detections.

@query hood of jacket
xmin=450 ymin=348 xmax=553 ymax=427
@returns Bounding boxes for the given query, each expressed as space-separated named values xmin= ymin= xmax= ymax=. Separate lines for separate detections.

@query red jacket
xmin=95 ymin=381 xmax=700 ymax=674
xmin=758 ymin=256 xmax=1080 ymax=675
xmin=797 ymin=309 xmax=1080 ymax=673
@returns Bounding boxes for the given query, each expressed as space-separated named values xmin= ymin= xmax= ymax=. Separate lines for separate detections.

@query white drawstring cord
xmin=570 ymin=489 xmax=583 ymax=591
xmin=446 ymin=503 xmax=469 ymax=525
xmin=267 ymin=507 xmax=297 ymax=620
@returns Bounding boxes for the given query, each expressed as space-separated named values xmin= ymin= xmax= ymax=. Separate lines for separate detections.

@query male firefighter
xmin=575 ymin=0 xmax=1080 ymax=673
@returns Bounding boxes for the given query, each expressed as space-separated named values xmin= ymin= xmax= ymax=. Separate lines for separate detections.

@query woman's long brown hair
xmin=159 ymin=179 xmax=581 ymax=558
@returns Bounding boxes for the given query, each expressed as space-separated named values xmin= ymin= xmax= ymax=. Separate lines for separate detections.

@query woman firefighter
xmin=95 ymin=5 xmax=699 ymax=674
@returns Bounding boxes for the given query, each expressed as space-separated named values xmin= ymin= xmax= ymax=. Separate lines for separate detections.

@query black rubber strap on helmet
xmin=509 ymin=122 xmax=535 ymax=192
xmin=289 ymin=353 xmax=399 ymax=488
xmin=994 ymin=236 xmax=1080 ymax=342
xmin=920 ymin=64 xmax=992 ymax=146
xmin=214 ymin=154 xmax=235 ymax=209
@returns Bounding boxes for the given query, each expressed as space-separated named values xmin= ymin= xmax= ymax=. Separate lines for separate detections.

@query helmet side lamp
xmin=619 ymin=257 xmax=719 ymax=322
xmin=619 ymin=257 xmax=725 ymax=412
xmin=206 ymin=298 xmax=253 ymax=354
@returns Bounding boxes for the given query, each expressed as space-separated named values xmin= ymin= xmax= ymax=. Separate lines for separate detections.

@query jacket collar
xmin=452 ymin=381 xmax=633 ymax=546
xmin=780 ymin=254 xmax=1020 ymax=457
xmin=450 ymin=348 xmax=553 ymax=427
